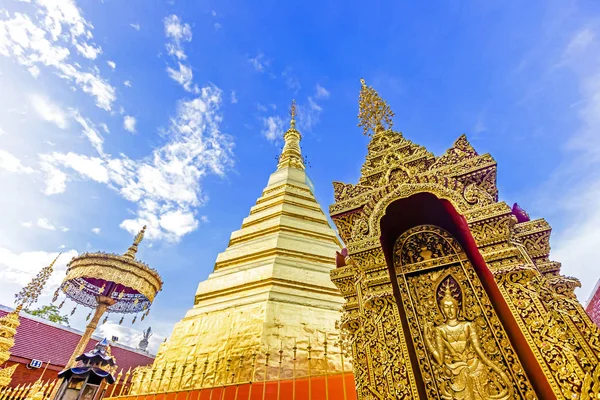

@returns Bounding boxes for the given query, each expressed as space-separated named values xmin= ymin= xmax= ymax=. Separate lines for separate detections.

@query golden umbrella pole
xmin=65 ymin=296 xmax=116 ymax=368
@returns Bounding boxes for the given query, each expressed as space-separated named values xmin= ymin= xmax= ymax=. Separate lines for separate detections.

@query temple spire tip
xmin=124 ymin=225 xmax=147 ymax=259
xmin=276 ymin=99 xmax=304 ymax=171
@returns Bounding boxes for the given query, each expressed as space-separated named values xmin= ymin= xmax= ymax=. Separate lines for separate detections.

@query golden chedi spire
xmin=277 ymin=99 xmax=305 ymax=170
xmin=124 ymin=225 xmax=147 ymax=260
xmin=358 ymin=78 xmax=395 ymax=137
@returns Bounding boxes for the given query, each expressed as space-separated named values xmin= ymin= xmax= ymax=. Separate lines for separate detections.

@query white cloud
xmin=257 ymin=103 xmax=267 ymax=112
xmin=0 ymin=248 xmax=78 ymax=308
xmin=158 ymin=210 xmax=197 ymax=237
xmin=91 ymin=227 xmax=100 ymax=234
xmin=42 ymin=85 xmax=234 ymax=241
xmin=166 ymin=63 xmax=197 ymax=93
xmin=107 ymin=60 xmax=116 ymax=69
xmin=30 ymin=94 xmax=68 ymax=129
xmin=0 ymin=149 xmax=35 ymax=174
xmin=0 ymin=5 xmax=116 ymax=110
xmin=230 ymin=91 xmax=238 ymax=104
xmin=315 ymin=84 xmax=330 ymax=99
xmin=164 ymin=15 xmax=192 ymax=61
xmin=211 ymin=10 xmax=217 ymax=17
xmin=73 ymin=111 xmax=104 ymax=154
xmin=39 ymin=160 xmax=67 ymax=195
xmin=124 ymin=80 xmax=131 ymax=87
xmin=21 ymin=221 xmax=32 ymax=228
xmin=97 ymin=321 xmax=165 ymax=354
xmin=283 ymin=69 xmax=301 ymax=93
xmin=248 ymin=52 xmax=268 ymax=72
xmin=261 ymin=115 xmax=285 ymax=142
xmin=61 ymin=226 xmax=69 ymax=232
xmin=123 ymin=115 xmax=136 ymax=133
xmin=130 ymin=23 xmax=140 ymax=31
xmin=214 ymin=23 xmax=221 ymax=31
xmin=99 ymin=123 xmax=109 ymax=133
xmin=41 ymin=152 xmax=109 ymax=184
xmin=37 ymin=217 xmax=55 ymax=230
xmin=297 ymin=96 xmax=323 ymax=132
xmin=163 ymin=15 xmax=198 ymax=94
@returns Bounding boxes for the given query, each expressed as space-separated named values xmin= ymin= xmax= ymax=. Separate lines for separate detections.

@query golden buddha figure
xmin=424 ymin=279 xmax=512 ymax=400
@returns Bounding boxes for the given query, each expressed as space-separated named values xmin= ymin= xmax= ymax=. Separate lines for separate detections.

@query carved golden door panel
xmin=393 ymin=225 xmax=537 ymax=400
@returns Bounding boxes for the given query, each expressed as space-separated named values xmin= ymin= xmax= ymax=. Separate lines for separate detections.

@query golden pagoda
xmin=132 ymin=100 xmax=348 ymax=393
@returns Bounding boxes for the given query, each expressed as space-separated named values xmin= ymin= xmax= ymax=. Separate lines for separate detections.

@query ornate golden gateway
xmin=329 ymin=79 xmax=600 ymax=399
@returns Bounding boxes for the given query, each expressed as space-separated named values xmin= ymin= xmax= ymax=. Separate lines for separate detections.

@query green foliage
xmin=25 ymin=304 xmax=70 ymax=326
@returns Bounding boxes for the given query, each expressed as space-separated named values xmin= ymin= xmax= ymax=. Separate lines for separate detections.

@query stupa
xmin=132 ymin=100 xmax=347 ymax=393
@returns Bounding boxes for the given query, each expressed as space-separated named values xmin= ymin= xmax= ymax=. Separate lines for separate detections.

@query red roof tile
xmin=0 ymin=305 xmax=154 ymax=372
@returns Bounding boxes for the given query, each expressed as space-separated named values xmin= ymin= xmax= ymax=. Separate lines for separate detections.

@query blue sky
xmin=1 ymin=0 xmax=600 ymax=352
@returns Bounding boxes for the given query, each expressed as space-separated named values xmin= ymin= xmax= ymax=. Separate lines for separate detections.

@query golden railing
xmin=0 ymin=379 xmax=59 ymax=400
xmin=105 ymin=340 xmax=357 ymax=400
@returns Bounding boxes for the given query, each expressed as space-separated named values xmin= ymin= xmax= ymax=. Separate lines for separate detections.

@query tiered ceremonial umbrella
xmin=53 ymin=226 xmax=163 ymax=368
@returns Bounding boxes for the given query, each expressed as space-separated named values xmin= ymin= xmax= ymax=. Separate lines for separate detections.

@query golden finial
xmin=358 ymin=78 xmax=395 ymax=137
xmin=15 ymin=253 xmax=61 ymax=309
xmin=290 ymin=99 xmax=297 ymax=126
xmin=124 ymin=225 xmax=147 ymax=259
xmin=134 ymin=225 xmax=147 ymax=246
xmin=277 ymin=99 xmax=304 ymax=171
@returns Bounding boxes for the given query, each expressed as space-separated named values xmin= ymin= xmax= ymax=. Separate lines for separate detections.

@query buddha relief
xmin=424 ymin=277 xmax=512 ymax=400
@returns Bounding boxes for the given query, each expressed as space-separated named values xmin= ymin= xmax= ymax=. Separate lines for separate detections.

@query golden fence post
xmin=109 ymin=369 xmax=123 ymax=398
xmin=277 ymin=341 xmax=283 ymax=400
xmin=147 ymin=367 xmax=157 ymax=394
xmin=168 ymin=363 xmax=177 ymax=392
xmin=135 ymin=368 xmax=147 ymax=395
xmin=17 ymin=384 xmax=25 ymax=400
xmin=18 ymin=384 xmax=27 ymax=400
xmin=19 ymin=384 xmax=28 ymax=400
xmin=212 ymin=352 xmax=221 ymax=388
xmin=7 ymin=385 xmax=17 ymax=400
xmin=22 ymin=384 xmax=30 ymax=400
xmin=13 ymin=384 xmax=22 ymax=400
xmin=339 ymin=340 xmax=347 ymax=400
xmin=307 ymin=338 xmax=312 ymax=400
xmin=200 ymin=356 xmax=209 ymax=388
xmin=233 ymin=354 xmax=243 ymax=400
xmin=235 ymin=354 xmax=244 ymax=384
xmin=10 ymin=385 xmax=19 ymax=400
xmin=45 ymin=380 xmax=58 ymax=400
xmin=323 ymin=333 xmax=329 ymax=400
xmin=292 ymin=339 xmax=297 ymax=400
xmin=189 ymin=357 xmax=198 ymax=389
xmin=261 ymin=346 xmax=270 ymax=400
xmin=190 ymin=356 xmax=199 ymax=390
xmin=247 ymin=350 xmax=258 ymax=400
xmin=178 ymin=361 xmax=187 ymax=390
xmin=0 ymin=386 xmax=8 ymax=400
xmin=119 ymin=367 xmax=131 ymax=397
xmin=158 ymin=366 xmax=166 ymax=393
xmin=219 ymin=354 xmax=231 ymax=400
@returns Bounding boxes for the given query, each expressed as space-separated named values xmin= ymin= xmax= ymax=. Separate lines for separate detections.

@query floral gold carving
xmin=328 ymin=80 xmax=600 ymax=399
